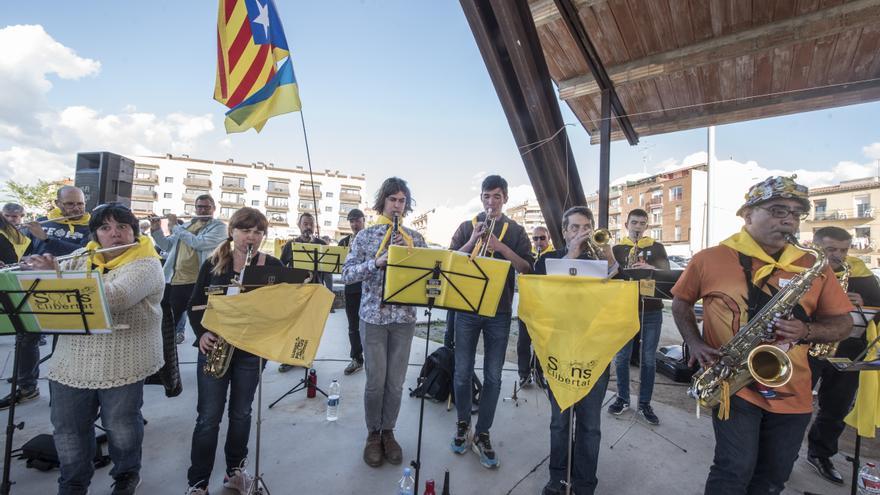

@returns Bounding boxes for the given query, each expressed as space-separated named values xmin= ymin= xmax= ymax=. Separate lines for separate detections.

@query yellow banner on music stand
xmin=2 ymin=271 xmax=114 ymax=334
xmin=288 ymin=243 xmax=349 ymax=274
xmin=201 ymin=283 xmax=334 ymax=366
xmin=383 ymin=246 xmax=510 ymax=317
xmin=518 ymin=275 xmax=639 ymax=411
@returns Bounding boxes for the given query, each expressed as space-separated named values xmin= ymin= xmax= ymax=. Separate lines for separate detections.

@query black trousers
xmin=344 ymin=290 xmax=363 ymax=362
xmin=807 ymin=336 xmax=866 ymax=458
xmin=162 ymin=283 xmax=195 ymax=337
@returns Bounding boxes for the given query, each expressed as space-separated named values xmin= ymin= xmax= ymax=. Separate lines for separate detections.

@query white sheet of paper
xmin=545 ymin=258 xmax=608 ymax=278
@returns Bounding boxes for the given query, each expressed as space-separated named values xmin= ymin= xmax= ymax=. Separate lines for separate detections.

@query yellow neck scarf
xmin=374 ymin=215 xmax=414 ymax=257
xmin=843 ymin=256 xmax=873 ymax=278
xmin=538 ymin=245 xmax=555 ymax=257
xmin=47 ymin=207 xmax=91 ymax=234
xmin=0 ymin=229 xmax=30 ymax=260
xmin=471 ymin=214 xmax=509 ymax=257
xmin=720 ymin=228 xmax=806 ymax=284
xmin=86 ymin=235 xmax=159 ymax=272
xmin=620 ymin=236 xmax=655 ymax=249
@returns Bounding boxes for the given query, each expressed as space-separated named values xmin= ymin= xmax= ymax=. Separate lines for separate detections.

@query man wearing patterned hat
xmin=671 ymin=176 xmax=853 ymax=494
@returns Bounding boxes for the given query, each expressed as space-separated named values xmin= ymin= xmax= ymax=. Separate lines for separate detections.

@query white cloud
xmin=864 ymin=142 xmax=880 ymax=160
xmin=0 ymin=25 xmax=216 ymax=185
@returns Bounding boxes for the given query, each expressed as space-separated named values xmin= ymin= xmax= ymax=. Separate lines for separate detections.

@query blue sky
xmin=2 ymin=0 xmax=879 ymax=218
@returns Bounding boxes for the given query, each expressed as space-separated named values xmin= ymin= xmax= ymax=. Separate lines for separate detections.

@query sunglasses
xmin=532 ymin=235 xmax=547 ymax=241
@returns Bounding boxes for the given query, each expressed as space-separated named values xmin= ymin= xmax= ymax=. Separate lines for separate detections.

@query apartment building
xmin=505 ymin=200 xmax=548 ymax=234
xmin=801 ymin=176 xmax=880 ymax=267
xmin=130 ymin=154 xmax=367 ymax=240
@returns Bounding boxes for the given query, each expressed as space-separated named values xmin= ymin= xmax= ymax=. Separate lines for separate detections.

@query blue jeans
xmin=706 ymin=396 xmax=812 ymax=494
xmin=50 ymin=380 xmax=145 ymax=495
xmin=614 ymin=309 xmax=662 ymax=405
xmin=187 ymin=351 xmax=262 ymax=488
xmin=453 ymin=311 xmax=511 ymax=434
xmin=16 ymin=333 xmax=41 ymax=389
xmin=548 ymin=369 xmax=610 ymax=495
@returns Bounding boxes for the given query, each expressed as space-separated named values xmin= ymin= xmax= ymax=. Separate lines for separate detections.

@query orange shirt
xmin=672 ymin=245 xmax=853 ymax=414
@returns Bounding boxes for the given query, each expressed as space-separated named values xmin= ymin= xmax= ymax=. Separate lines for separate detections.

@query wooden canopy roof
xmin=528 ymin=0 xmax=880 ymax=143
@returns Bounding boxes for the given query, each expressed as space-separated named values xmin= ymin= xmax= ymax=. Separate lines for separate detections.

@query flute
xmin=0 ymin=242 xmax=140 ymax=272
xmin=33 ymin=215 xmax=81 ymax=225
xmin=145 ymin=213 xmax=212 ymax=220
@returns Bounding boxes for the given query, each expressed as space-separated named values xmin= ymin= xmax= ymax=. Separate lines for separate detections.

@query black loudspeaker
xmin=74 ymin=152 xmax=134 ymax=211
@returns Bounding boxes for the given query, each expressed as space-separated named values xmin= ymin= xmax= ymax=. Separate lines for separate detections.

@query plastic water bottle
xmin=859 ymin=462 xmax=880 ymax=494
xmin=397 ymin=467 xmax=415 ymax=495
xmin=326 ymin=379 xmax=340 ymax=421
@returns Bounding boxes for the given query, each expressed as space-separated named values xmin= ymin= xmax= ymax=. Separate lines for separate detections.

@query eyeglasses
xmin=532 ymin=235 xmax=547 ymax=241
xmin=758 ymin=205 xmax=809 ymax=220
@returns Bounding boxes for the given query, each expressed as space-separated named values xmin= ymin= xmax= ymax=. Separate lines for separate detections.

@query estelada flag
xmin=845 ymin=320 xmax=880 ymax=437
xmin=215 ymin=0 xmax=301 ymax=133
xmin=518 ymin=275 xmax=640 ymax=411
xmin=201 ymin=283 xmax=334 ymax=366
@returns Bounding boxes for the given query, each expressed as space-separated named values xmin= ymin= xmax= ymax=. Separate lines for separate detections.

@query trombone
xmin=0 ymin=242 xmax=140 ymax=272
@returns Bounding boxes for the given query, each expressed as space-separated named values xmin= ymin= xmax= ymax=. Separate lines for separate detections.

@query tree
xmin=3 ymin=179 xmax=61 ymax=214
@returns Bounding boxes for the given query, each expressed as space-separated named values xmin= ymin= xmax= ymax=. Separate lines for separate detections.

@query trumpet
xmin=471 ymin=209 xmax=497 ymax=260
xmin=581 ymin=228 xmax=611 ymax=260
xmin=0 ymin=242 xmax=140 ymax=272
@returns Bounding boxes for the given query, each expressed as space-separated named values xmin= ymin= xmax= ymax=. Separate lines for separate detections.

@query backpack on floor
xmin=15 ymin=433 xmax=110 ymax=471
xmin=410 ymin=346 xmax=455 ymax=402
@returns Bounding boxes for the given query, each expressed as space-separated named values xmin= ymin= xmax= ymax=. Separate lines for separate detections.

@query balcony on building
xmin=648 ymin=195 xmax=663 ymax=206
xmin=339 ymin=190 xmax=361 ymax=203
xmin=850 ymin=236 xmax=873 ymax=254
xmin=268 ymin=212 xmax=288 ymax=226
xmin=183 ymin=176 xmax=211 ymax=188
xmin=132 ymin=190 xmax=158 ymax=201
xmin=808 ymin=207 xmax=874 ymax=223
xmin=265 ymin=200 xmax=289 ymax=212
xmin=267 ymin=183 xmax=290 ymax=196
xmin=133 ymin=171 xmax=159 ymax=185
xmin=337 ymin=217 xmax=351 ymax=232
xmin=219 ymin=198 xmax=245 ymax=208
xmin=298 ymin=184 xmax=322 ymax=199
xmin=220 ymin=177 xmax=246 ymax=193
xmin=297 ymin=201 xmax=318 ymax=213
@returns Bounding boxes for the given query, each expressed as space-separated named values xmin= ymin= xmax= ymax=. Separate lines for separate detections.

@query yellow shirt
xmin=171 ymin=221 xmax=207 ymax=285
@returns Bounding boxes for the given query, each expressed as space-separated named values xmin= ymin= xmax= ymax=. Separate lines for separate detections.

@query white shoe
xmin=224 ymin=466 xmax=254 ymax=494
xmin=184 ymin=486 xmax=208 ymax=495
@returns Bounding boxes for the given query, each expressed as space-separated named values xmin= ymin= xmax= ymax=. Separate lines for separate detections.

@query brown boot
xmin=381 ymin=429 xmax=402 ymax=465
xmin=363 ymin=431 xmax=384 ymax=467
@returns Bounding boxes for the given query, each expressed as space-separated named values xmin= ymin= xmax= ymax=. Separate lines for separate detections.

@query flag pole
xmin=299 ymin=110 xmax=321 ymax=232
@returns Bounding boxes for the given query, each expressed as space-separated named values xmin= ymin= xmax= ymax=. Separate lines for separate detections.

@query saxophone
xmin=203 ymin=244 xmax=253 ymax=379
xmin=626 ymin=239 xmax=641 ymax=268
xmin=689 ymin=234 xmax=827 ymax=409
xmin=808 ymin=260 xmax=850 ymax=359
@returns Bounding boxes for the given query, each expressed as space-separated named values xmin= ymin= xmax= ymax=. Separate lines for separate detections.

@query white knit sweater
xmin=47 ymin=255 xmax=165 ymax=389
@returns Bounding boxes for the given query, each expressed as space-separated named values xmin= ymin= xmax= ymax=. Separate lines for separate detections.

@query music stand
xmin=0 ymin=279 xmax=97 ymax=495
xmin=384 ymin=246 xmax=509 ymax=494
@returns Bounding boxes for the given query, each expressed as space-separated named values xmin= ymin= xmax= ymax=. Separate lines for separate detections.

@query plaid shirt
xmin=341 ymin=223 xmax=427 ymax=325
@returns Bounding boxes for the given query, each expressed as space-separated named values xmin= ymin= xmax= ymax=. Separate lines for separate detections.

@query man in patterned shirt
xmin=342 ymin=177 xmax=427 ymax=468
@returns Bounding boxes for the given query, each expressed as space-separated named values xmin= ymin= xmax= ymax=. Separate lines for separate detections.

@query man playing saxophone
xmin=671 ymin=176 xmax=852 ymax=495
xmin=805 ymin=226 xmax=880 ymax=485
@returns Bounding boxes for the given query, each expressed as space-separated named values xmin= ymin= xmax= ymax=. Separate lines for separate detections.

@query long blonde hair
xmin=210 ymin=207 xmax=268 ymax=276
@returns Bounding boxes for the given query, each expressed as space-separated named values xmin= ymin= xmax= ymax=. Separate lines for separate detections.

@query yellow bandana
xmin=86 ymin=235 xmax=159 ymax=272
xmin=619 ymin=236 xmax=655 ymax=249
xmin=471 ymin=214 xmax=509 ymax=257
xmin=47 ymin=207 xmax=91 ymax=234
xmin=0 ymin=229 xmax=30 ymax=261
xmin=374 ymin=215 xmax=414 ymax=258
xmin=720 ymin=228 xmax=806 ymax=284
xmin=844 ymin=256 xmax=873 ymax=278
xmin=537 ymin=245 xmax=555 ymax=257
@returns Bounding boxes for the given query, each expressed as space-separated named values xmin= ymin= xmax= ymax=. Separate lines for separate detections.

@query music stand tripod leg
xmin=248 ymin=358 xmax=270 ymax=495
xmin=0 ymin=292 xmax=28 ymax=495
xmin=411 ymin=305 xmax=434 ymax=495
xmin=268 ymin=367 xmax=328 ymax=409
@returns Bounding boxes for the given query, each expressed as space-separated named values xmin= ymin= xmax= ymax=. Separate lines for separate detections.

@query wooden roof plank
xmin=667 ymin=0 xmax=696 ymax=48
xmin=773 ymin=0 xmax=799 ymax=22
xmin=827 ymin=28 xmax=863 ymax=83
xmin=753 ymin=49 xmax=774 ymax=96
xmin=607 ymin=0 xmax=647 ymax=59
xmin=788 ymin=40 xmax=817 ymax=90
xmin=646 ymin=0 xmax=679 ymax=53
xmin=688 ymin=0 xmax=715 ymax=41
xmin=770 ymin=44 xmax=794 ymax=93
xmin=719 ymin=58 xmax=738 ymax=100
xmin=590 ymin=1 xmax=632 ymax=64
xmin=807 ymin=34 xmax=837 ymax=86
xmin=555 ymin=0 xmax=880 ymax=100
xmin=796 ymin=0 xmax=821 ymax=16
xmin=851 ymin=25 xmax=880 ymax=79
xmin=579 ymin=3 xmax=625 ymax=64
xmin=626 ymin=0 xmax=665 ymax=55
xmin=731 ymin=0 xmax=753 ymax=32
xmin=736 ymin=54 xmax=756 ymax=99
xmin=753 ymin=0 xmax=775 ymax=25
xmin=708 ymin=0 xmax=727 ymax=36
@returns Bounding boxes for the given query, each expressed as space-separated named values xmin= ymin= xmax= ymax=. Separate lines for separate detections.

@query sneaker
xmin=343 ymin=359 xmax=363 ymax=376
xmin=223 ymin=462 xmax=254 ymax=494
xmin=0 ymin=387 xmax=39 ymax=410
xmin=184 ymin=485 xmax=209 ymax=495
xmin=542 ymin=480 xmax=564 ymax=495
xmin=451 ymin=421 xmax=470 ymax=454
xmin=638 ymin=403 xmax=660 ymax=425
xmin=278 ymin=364 xmax=296 ymax=373
xmin=111 ymin=472 xmax=141 ymax=495
xmin=175 ymin=332 xmax=185 ymax=345
xmin=472 ymin=432 xmax=499 ymax=469
xmin=607 ymin=397 xmax=629 ymax=416
xmin=519 ymin=375 xmax=533 ymax=388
